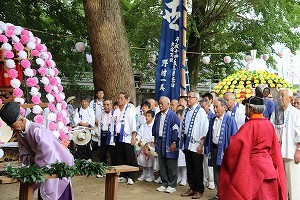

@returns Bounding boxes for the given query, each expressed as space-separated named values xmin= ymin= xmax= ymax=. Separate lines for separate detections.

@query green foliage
xmin=186 ymin=0 xmax=300 ymax=87
xmin=4 ymin=160 xmax=107 ymax=183
xmin=1 ymin=0 xmax=299 ymax=88
xmin=42 ymin=162 xmax=76 ymax=178
xmin=74 ymin=159 xmax=106 ymax=177
xmin=5 ymin=165 xmax=45 ymax=183
xmin=121 ymin=0 xmax=162 ymax=80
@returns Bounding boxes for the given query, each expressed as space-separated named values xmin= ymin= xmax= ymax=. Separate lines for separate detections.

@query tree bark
xmin=83 ymin=0 xmax=136 ymax=103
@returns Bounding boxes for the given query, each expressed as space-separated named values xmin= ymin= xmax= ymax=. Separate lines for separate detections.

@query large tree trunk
xmin=83 ymin=0 xmax=136 ymax=103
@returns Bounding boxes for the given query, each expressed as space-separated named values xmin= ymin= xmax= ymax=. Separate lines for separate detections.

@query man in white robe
xmin=270 ymin=88 xmax=300 ymax=200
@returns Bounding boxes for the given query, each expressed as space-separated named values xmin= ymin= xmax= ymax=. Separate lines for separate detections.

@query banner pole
xmin=181 ymin=0 xmax=187 ymax=96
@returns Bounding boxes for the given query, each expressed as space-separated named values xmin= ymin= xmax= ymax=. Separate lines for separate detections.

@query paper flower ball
xmin=202 ymin=56 xmax=210 ymax=65
xmin=48 ymin=102 xmax=56 ymax=112
xmin=14 ymin=97 xmax=25 ymax=105
xmin=26 ymin=77 xmax=38 ymax=87
xmin=32 ymin=95 xmax=41 ymax=104
xmin=10 ymin=79 xmax=21 ymax=88
xmin=1 ymin=42 xmax=12 ymax=51
xmin=32 ymin=105 xmax=43 ymax=114
xmin=4 ymin=50 xmax=14 ymax=59
xmin=224 ymin=56 xmax=231 ymax=64
xmin=24 ymin=68 xmax=34 ymax=77
xmin=20 ymin=59 xmax=31 ymax=68
xmin=41 ymin=77 xmax=50 ymax=85
xmin=75 ymin=42 xmax=86 ymax=52
xmin=8 ymin=69 xmax=18 ymax=79
xmin=17 ymin=50 xmax=27 ymax=59
xmin=5 ymin=59 xmax=15 ymax=68
xmin=13 ymin=88 xmax=24 ymax=98
xmin=47 ymin=113 xmax=57 ymax=121
xmin=49 ymin=122 xmax=58 ymax=131
xmin=52 ymin=131 xmax=60 ymax=138
xmin=44 ymin=85 xmax=53 ymax=93
xmin=46 ymin=93 xmax=55 ymax=102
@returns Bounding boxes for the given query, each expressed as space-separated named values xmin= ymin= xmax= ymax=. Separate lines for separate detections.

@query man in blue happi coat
xmin=204 ymin=98 xmax=238 ymax=200
xmin=152 ymin=96 xmax=180 ymax=194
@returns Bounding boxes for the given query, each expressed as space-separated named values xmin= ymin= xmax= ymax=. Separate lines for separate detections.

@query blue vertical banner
xmin=155 ymin=0 xmax=184 ymax=101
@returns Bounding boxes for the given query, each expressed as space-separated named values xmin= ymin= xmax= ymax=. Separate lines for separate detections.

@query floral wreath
xmin=0 ymin=21 xmax=70 ymax=147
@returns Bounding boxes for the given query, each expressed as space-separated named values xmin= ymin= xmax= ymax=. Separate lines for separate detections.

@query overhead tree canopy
xmin=1 ymin=0 xmax=299 ymax=94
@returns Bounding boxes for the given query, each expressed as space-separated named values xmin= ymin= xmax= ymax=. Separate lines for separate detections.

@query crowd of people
xmin=1 ymin=86 xmax=300 ymax=199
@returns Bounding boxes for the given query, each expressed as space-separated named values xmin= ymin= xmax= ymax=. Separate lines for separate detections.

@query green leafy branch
xmin=4 ymin=159 xmax=108 ymax=183
xmin=5 ymin=165 xmax=45 ymax=183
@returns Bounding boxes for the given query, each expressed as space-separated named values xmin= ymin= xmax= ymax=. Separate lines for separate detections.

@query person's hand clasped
xmin=197 ymin=145 xmax=203 ymax=155
xmin=294 ymin=150 xmax=300 ymax=164
xmin=130 ymin=137 xmax=136 ymax=146
xmin=170 ymin=142 xmax=176 ymax=153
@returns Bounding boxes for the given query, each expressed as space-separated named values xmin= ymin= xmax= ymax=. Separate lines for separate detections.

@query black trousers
xmin=115 ymin=139 xmax=135 ymax=180
xmin=99 ymin=134 xmax=117 ymax=166
xmin=184 ymin=149 xmax=204 ymax=193
xmin=212 ymin=148 xmax=220 ymax=188
xmin=75 ymin=139 xmax=92 ymax=160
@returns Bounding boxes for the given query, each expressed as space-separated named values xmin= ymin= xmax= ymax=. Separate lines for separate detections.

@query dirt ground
xmin=1 ymin=174 xmax=217 ymax=200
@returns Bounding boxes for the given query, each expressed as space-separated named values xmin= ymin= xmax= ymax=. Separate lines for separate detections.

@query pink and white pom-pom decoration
xmin=0 ymin=21 xmax=70 ymax=146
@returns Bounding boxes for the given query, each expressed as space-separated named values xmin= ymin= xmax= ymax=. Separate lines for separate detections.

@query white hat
xmin=135 ymin=141 xmax=147 ymax=151
xmin=72 ymin=129 xmax=91 ymax=145
xmin=136 ymin=142 xmax=157 ymax=157
xmin=91 ymin=126 xmax=99 ymax=142
xmin=66 ymin=96 xmax=76 ymax=103
xmin=0 ymin=118 xmax=13 ymax=144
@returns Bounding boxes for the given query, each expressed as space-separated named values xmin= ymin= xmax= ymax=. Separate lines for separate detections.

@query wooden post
xmin=105 ymin=173 xmax=119 ymax=200
xmin=19 ymin=182 xmax=34 ymax=200
xmin=180 ymin=0 xmax=188 ymax=96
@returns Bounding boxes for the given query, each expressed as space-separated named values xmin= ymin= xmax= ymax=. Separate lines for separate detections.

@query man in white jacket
xmin=270 ymin=88 xmax=300 ymax=200
xmin=113 ymin=92 xmax=137 ymax=185
xmin=74 ymin=97 xmax=95 ymax=161
xmin=180 ymin=91 xmax=209 ymax=199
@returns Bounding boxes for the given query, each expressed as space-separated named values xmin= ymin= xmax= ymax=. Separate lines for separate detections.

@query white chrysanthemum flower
xmin=56 ymin=77 xmax=61 ymax=84
xmin=52 ymin=131 xmax=60 ymax=138
xmin=30 ymin=87 xmax=39 ymax=96
xmin=24 ymin=68 xmax=34 ymax=77
xmin=36 ymin=58 xmax=45 ymax=66
xmin=47 ymin=113 xmax=57 ymax=121
xmin=5 ymin=59 xmax=15 ymax=69
xmin=56 ymin=103 xmax=62 ymax=111
xmin=1 ymin=43 xmax=12 ymax=51
xmin=12 ymin=35 xmax=20 ymax=42
xmin=58 ymin=121 xmax=64 ymax=129
xmin=14 ymin=26 xmax=22 ymax=35
xmin=18 ymin=51 xmax=28 ymax=60
xmin=41 ymin=77 xmax=50 ymax=85
xmin=61 ymin=109 xmax=67 ymax=117
xmin=59 ymin=92 xmax=65 ymax=100
xmin=46 ymin=93 xmax=55 ymax=102
xmin=40 ymin=52 xmax=49 ymax=60
xmin=32 ymin=105 xmax=43 ymax=114
xmin=48 ymin=68 xmax=55 ymax=77
xmin=10 ymin=79 xmax=21 ymax=88
xmin=53 ymin=86 xmax=59 ymax=94
xmin=27 ymin=41 xmax=36 ymax=50
xmin=14 ymin=97 xmax=25 ymax=105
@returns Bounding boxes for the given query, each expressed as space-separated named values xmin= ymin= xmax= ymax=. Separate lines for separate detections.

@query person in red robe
xmin=218 ymin=92 xmax=287 ymax=200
